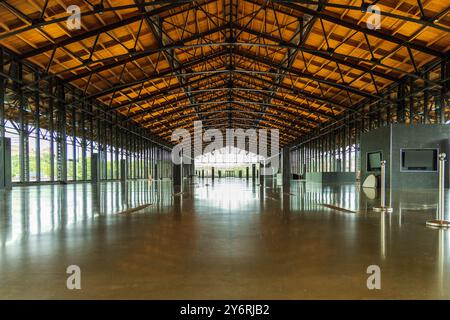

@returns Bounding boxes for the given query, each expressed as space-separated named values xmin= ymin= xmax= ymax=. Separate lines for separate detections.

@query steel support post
xmin=110 ymin=119 xmax=114 ymax=179
xmin=34 ymin=72 xmax=41 ymax=182
xmin=0 ymin=48 xmax=5 ymax=187
xmin=321 ymin=136 xmax=325 ymax=172
xmin=103 ymin=119 xmax=108 ymax=180
xmin=72 ymin=93 xmax=77 ymax=181
xmin=409 ymin=77 xmax=415 ymax=124
xmin=356 ymin=116 xmax=360 ymax=173
xmin=16 ymin=62 xmax=28 ymax=183
xmin=129 ymin=127 xmax=132 ymax=180
xmin=140 ymin=137 xmax=143 ymax=178
xmin=342 ymin=125 xmax=346 ymax=172
xmin=108 ymin=116 xmax=114 ymax=180
xmin=314 ymin=139 xmax=318 ymax=172
xmin=439 ymin=60 xmax=449 ymax=124
xmin=360 ymin=108 xmax=365 ymax=133
xmin=368 ymin=104 xmax=373 ymax=130
xmin=131 ymin=135 xmax=134 ymax=179
xmin=140 ymin=137 xmax=144 ymax=179
xmin=151 ymin=143 xmax=153 ymax=179
xmin=96 ymin=111 xmax=102 ymax=180
xmin=134 ymin=138 xmax=137 ymax=179
xmin=423 ymin=72 xmax=429 ymax=124
xmin=148 ymin=142 xmax=154 ymax=179
xmin=386 ymin=89 xmax=392 ymax=123
xmin=308 ymin=142 xmax=312 ymax=173
xmin=332 ymin=133 xmax=336 ymax=171
xmin=119 ymin=128 xmax=124 ymax=180
xmin=136 ymin=136 xmax=139 ymax=179
xmin=145 ymin=138 xmax=147 ymax=179
xmin=81 ymin=101 xmax=87 ymax=180
xmin=89 ymin=100 xmax=94 ymax=180
xmin=0 ymin=48 xmax=10 ymax=189
xmin=282 ymin=147 xmax=290 ymax=187
xmin=348 ymin=117 xmax=352 ymax=171
xmin=155 ymin=148 xmax=159 ymax=180
xmin=0 ymin=48 xmax=3 ymax=143
xmin=377 ymin=102 xmax=382 ymax=127
xmin=145 ymin=140 xmax=148 ymax=179
xmin=142 ymin=140 xmax=148 ymax=179
xmin=102 ymin=116 xmax=106 ymax=180
xmin=57 ymin=82 xmax=67 ymax=183
xmin=125 ymin=130 xmax=129 ymax=181
xmin=326 ymin=133 xmax=330 ymax=172
xmin=49 ymin=79 xmax=55 ymax=181
xmin=115 ymin=117 xmax=119 ymax=180
xmin=397 ymin=81 xmax=406 ymax=123
xmin=154 ymin=144 xmax=157 ymax=179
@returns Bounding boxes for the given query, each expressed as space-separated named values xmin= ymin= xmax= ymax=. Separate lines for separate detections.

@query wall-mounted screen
xmin=401 ymin=149 xmax=437 ymax=172
xmin=367 ymin=152 xmax=382 ymax=172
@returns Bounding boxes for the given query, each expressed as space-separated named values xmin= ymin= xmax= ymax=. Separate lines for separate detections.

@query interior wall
xmin=361 ymin=124 xmax=450 ymax=190
xmin=391 ymin=124 xmax=450 ymax=189
xmin=360 ymin=125 xmax=391 ymax=187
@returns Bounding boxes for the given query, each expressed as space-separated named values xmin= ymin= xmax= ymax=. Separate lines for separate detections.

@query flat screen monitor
xmin=367 ymin=152 xmax=382 ymax=172
xmin=401 ymin=149 xmax=437 ymax=171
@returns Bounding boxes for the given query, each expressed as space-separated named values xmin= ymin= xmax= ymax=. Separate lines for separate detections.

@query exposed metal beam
xmin=139 ymin=0 xmax=203 ymax=122
xmin=140 ymin=95 xmax=320 ymax=128
xmin=152 ymin=114 xmax=303 ymax=139
xmin=271 ymin=1 xmax=444 ymax=57
xmin=110 ymin=72 xmax=221 ymax=111
xmin=232 ymin=70 xmax=347 ymax=110
xmin=138 ymin=92 xmax=230 ymax=124
xmin=231 ymin=100 xmax=316 ymax=129
xmin=235 ymin=48 xmax=385 ymax=102
xmin=85 ymin=49 xmax=227 ymax=100
xmin=63 ymin=24 xmax=228 ymax=83
xmin=235 ymin=23 xmax=399 ymax=82
xmin=112 ymin=68 xmax=349 ymax=115
xmin=126 ymin=84 xmax=229 ymax=120
xmin=17 ymin=2 xmax=194 ymax=59
xmin=157 ymin=119 xmax=296 ymax=140
xmin=166 ymin=103 xmax=313 ymax=130
xmin=271 ymin=0 xmax=450 ymax=34
xmin=130 ymin=81 xmax=332 ymax=124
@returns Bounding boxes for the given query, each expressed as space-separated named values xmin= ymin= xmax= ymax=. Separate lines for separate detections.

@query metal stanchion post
xmin=426 ymin=153 xmax=450 ymax=228
xmin=374 ymin=160 xmax=393 ymax=213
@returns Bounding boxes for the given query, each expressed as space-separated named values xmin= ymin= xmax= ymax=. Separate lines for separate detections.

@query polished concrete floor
xmin=0 ymin=177 xmax=449 ymax=299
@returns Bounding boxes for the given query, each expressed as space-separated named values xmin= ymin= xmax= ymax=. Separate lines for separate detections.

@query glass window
xmin=5 ymin=121 xmax=20 ymax=182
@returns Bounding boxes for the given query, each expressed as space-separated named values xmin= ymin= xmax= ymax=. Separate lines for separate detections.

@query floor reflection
xmin=0 ymin=178 xmax=449 ymax=299
xmin=0 ymin=180 xmax=173 ymax=247
xmin=194 ymin=178 xmax=261 ymax=212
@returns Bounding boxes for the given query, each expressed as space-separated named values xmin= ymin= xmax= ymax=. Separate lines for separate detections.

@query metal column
xmin=56 ymin=82 xmax=67 ymax=183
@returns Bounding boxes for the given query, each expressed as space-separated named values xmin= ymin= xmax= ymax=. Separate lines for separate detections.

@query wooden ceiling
xmin=0 ymin=0 xmax=449 ymax=146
